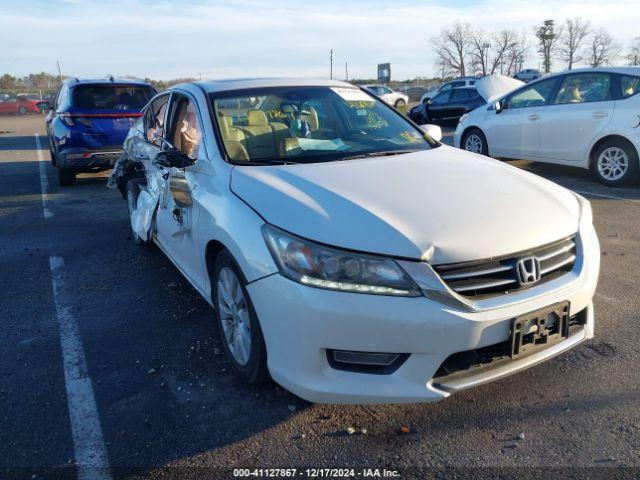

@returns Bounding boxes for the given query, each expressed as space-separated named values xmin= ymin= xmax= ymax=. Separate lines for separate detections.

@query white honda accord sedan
xmin=111 ymin=78 xmax=600 ymax=404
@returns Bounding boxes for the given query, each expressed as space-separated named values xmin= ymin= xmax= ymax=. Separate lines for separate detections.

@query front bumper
xmin=247 ymin=232 xmax=599 ymax=404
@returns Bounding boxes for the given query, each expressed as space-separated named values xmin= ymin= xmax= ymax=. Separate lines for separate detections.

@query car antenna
xmin=109 ymin=75 xmax=114 ymax=82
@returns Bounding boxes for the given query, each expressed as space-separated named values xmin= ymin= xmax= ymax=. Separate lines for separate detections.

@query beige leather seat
xmin=240 ymin=110 xmax=276 ymax=159
xmin=301 ymin=106 xmax=319 ymax=133
xmin=218 ymin=115 xmax=249 ymax=161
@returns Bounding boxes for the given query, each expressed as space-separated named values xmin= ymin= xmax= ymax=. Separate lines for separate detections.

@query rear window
xmin=71 ymin=85 xmax=155 ymax=111
xmin=621 ymin=75 xmax=640 ymax=98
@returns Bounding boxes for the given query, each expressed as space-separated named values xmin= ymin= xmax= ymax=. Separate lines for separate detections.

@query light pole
xmin=330 ymin=49 xmax=333 ymax=79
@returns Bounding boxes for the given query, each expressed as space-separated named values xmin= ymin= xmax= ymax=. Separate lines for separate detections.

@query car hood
xmin=476 ymin=74 xmax=524 ymax=104
xmin=230 ymin=146 xmax=580 ymax=264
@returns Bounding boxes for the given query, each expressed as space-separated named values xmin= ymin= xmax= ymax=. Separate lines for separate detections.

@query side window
xmin=553 ymin=73 xmax=611 ymax=104
xmin=380 ymin=87 xmax=393 ymax=94
xmin=450 ymin=89 xmax=469 ymax=102
xmin=452 ymin=81 xmax=466 ymax=88
xmin=169 ymin=96 xmax=202 ymax=159
xmin=620 ymin=75 xmax=640 ymax=98
xmin=469 ymin=80 xmax=476 ymax=86
xmin=440 ymin=83 xmax=453 ymax=92
xmin=145 ymin=95 xmax=169 ymax=146
xmin=431 ymin=91 xmax=450 ymax=105
xmin=505 ymin=78 xmax=558 ymax=109
xmin=56 ymin=87 xmax=68 ymax=110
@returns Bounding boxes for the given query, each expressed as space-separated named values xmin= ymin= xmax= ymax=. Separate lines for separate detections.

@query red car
xmin=0 ymin=97 xmax=42 ymax=114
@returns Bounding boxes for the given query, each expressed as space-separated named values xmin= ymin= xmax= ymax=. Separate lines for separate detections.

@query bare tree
xmin=625 ymin=36 xmax=640 ymax=65
xmin=535 ymin=19 xmax=561 ymax=73
xmin=501 ymin=31 xmax=529 ymax=76
xmin=470 ymin=30 xmax=492 ymax=76
xmin=588 ymin=28 xmax=621 ymax=67
xmin=431 ymin=22 xmax=473 ymax=77
xmin=490 ymin=30 xmax=517 ymax=74
xmin=560 ymin=17 xmax=591 ymax=69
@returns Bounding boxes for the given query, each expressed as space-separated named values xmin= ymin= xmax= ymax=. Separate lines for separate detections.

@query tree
xmin=489 ymin=30 xmax=518 ymax=74
xmin=431 ymin=22 xmax=473 ymax=77
xmin=535 ymin=19 xmax=561 ymax=73
xmin=0 ymin=74 xmax=17 ymax=90
xmin=470 ymin=30 xmax=491 ymax=76
xmin=560 ymin=18 xmax=591 ymax=69
xmin=625 ymin=36 xmax=640 ymax=65
xmin=588 ymin=28 xmax=621 ymax=67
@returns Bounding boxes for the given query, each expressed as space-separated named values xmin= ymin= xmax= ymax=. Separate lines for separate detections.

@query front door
xmin=154 ymin=93 xmax=205 ymax=286
xmin=487 ymin=77 xmax=560 ymax=159
xmin=538 ymin=72 xmax=614 ymax=163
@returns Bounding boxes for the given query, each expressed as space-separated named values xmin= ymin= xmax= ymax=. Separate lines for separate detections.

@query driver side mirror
xmin=494 ymin=101 xmax=503 ymax=114
xmin=153 ymin=147 xmax=196 ymax=169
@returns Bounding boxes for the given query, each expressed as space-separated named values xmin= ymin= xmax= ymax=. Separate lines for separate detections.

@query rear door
xmin=538 ymin=72 xmax=614 ymax=164
xmin=445 ymin=88 xmax=471 ymax=119
xmin=486 ymin=77 xmax=561 ymax=158
xmin=426 ymin=91 xmax=452 ymax=121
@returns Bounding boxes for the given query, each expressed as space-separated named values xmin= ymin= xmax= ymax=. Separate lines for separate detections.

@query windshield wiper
xmin=337 ymin=149 xmax=422 ymax=162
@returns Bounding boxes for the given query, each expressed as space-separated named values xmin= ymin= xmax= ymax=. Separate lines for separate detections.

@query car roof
xmin=540 ymin=66 xmax=640 ymax=79
xmin=64 ymin=78 xmax=154 ymax=88
xmin=183 ymin=77 xmax=356 ymax=94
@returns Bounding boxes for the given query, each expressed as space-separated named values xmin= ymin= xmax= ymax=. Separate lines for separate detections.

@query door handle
xmin=592 ymin=111 xmax=608 ymax=119
xmin=528 ymin=114 xmax=541 ymax=121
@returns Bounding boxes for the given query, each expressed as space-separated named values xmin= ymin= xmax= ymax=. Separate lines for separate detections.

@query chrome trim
xmin=540 ymin=254 xmax=576 ymax=275
xmin=441 ymin=264 xmax=513 ymax=281
xmin=538 ymin=242 xmax=574 ymax=261
xmin=454 ymin=277 xmax=517 ymax=293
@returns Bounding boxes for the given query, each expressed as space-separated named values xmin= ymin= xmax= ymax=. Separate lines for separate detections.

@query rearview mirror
xmin=420 ymin=124 xmax=443 ymax=142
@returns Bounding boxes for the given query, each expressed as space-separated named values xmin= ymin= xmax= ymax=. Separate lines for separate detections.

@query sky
xmin=0 ymin=0 xmax=637 ymax=81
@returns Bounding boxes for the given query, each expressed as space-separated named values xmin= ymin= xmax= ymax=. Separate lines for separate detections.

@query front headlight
xmin=575 ymin=193 xmax=594 ymax=245
xmin=262 ymin=225 xmax=421 ymax=297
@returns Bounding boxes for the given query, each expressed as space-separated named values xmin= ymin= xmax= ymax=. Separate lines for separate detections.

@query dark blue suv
xmin=45 ymin=78 xmax=156 ymax=186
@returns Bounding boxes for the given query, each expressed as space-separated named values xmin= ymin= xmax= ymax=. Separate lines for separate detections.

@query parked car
xmin=363 ymin=85 xmax=409 ymax=108
xmin=0 ymin=96 xmax=41 ymax=115
xmin=43 ymin=78 xmax=156 ymax=186
xmin=109 ymin=78 xmax=599 ymax=404
xmin=408 ymin=87 xmax=485 ymax=124
xmin=514 ymin=69 xmax=542 ymax=82
xmin=455 ymin=67 xmax=640 ymax=186
xmin=420 ymin=77 xmax=479 ymax=104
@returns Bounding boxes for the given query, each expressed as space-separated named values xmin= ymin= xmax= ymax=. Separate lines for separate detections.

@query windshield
xmin=71 ymin=85 xmax=155 ymax=111
xmin=210 ymin=86 xmax=434 ymax=164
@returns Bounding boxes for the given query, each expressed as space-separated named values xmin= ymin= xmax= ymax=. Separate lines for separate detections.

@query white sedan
xmin=363 ymin=85 xmax=408 ymax=108
xmin=111 ymin=78 xmax=599 ymax=404
xmin=455 ymin=67 xmax=640 ymax=186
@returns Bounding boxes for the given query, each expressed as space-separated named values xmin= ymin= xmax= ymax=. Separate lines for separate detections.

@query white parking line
xmin=34 ymin=133 xmax=53 ymax=219
xmin=49 ymin=256 xmax=112 ymax=480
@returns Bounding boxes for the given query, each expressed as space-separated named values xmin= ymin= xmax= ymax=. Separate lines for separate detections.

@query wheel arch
xmin=589 ymin=134 xmax=639 ymax=168
xmin=460 ymin=125 xmax=489 ymax=155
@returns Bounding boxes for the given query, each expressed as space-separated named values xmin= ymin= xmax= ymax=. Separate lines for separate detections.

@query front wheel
xmin=395 ymin=99 xmax=406 ymax=109
xmin=18 ymin=106 xmax=27 ymax=115
xmin=462 ymin=128 xmax=489 ymax=156
xmin=591 ymin=139 xmax=639 ymax=186
xmin=212 ymin=250 xmax=268 ymax=384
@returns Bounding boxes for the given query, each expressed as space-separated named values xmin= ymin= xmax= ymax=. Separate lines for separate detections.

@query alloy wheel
xmin=597 ymin=146 xmax=629 ymax=181
xmin=464 ymin=134 xmax=483 ymax=154
xmin=217 ymin=267 xmax=252 ymax=366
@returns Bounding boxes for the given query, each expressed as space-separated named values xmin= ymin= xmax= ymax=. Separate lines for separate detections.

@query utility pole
xmin=329 ymin=49 xmax=333 ymax=79
xmin=345 ymin=62 xmax=348 ymax=81
xmin=56 ymin=61 xmax=63 ymax=83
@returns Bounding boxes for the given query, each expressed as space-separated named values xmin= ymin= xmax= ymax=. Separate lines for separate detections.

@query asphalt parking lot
xmin=1 ymin=114 xmax=640 ymax=479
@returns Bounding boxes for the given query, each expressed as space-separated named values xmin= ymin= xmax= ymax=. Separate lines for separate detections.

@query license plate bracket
xmin=511 ymin=301 xmax=570 ymax=358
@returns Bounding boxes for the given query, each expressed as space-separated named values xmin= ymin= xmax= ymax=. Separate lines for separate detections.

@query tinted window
xmin=553 ymin=73 xmax=611 ymax=104
xmin=450 ymin=89 xmax=470 ymax=101
xmin=505 ymin=78 xmax=558 ymax=109
xmin=621 ymin=75 xmax=640 ymax=98
xmin=170 ymin=96 xmax=203 ymax=159
xmin=469 ymin=80 xmax=476 ymax=85
xmin=431 ymin=91 xmax=450 ymax=104
xmin=71 ymin=85 xmax=155 ymax=111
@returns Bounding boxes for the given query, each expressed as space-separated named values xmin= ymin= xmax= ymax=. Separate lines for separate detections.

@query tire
xmin=18 ymin=106 xmax=27 ymax=115
xmin=394 ymin=99 xmax=406 ymax=109
xmin=212 ymin=250 xmax=268 ymax=384
xmin=126 ymin=178 xmax=151 ymax=245
xmin=591 ymin=138 xmax=640 ymax=187
xmin=49 ymin=139 xmax=57 ymax=166
xmin=462 ymin=127 xmax=489 ymax=156
xmin=58 ymin=167 xmax=76 ymax=186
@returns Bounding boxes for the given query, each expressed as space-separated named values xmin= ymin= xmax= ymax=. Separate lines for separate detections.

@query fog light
xmin=327 ymin=349 xmax=409 ymax=374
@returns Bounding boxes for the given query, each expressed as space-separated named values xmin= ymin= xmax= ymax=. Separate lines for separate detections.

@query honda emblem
xmin=516 ymin=256 xmax=541 ymax=285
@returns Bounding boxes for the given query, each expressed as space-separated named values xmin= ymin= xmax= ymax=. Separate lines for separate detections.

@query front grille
xmin=433 ymin=236 xmax=577 ymax=298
